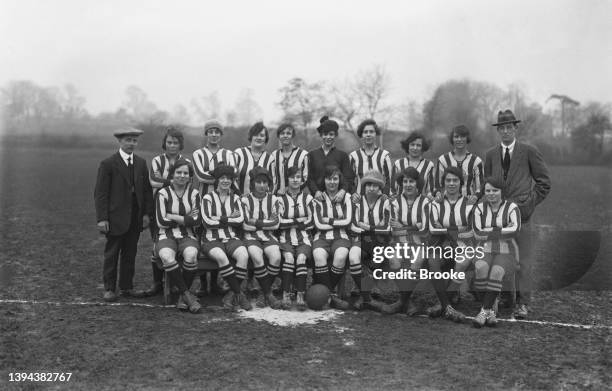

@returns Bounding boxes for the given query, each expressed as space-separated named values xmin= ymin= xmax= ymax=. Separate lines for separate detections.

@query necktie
xmin=502 ymin=148 xmax=510 ymax=178
xmin=127 ymin=156 xmax=135 ymax=191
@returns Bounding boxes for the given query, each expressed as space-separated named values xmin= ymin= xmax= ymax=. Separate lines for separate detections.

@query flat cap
xmin=113 ymin=127 xmax=144 ymax=138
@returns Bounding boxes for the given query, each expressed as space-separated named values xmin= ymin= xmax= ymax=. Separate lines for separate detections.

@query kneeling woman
xmin=201 ymin=164 xmax=252 ymax=311
xmin=277 ymin=167 xmax=314 ymax=310
xmin=155 ymin=159 xmax=202 ymax=313
xmin=312 ymin=165 xmax=353 ymax=309
xmin=471 ymin=177 xmax=521 ymax=327
xmin=381 ymin=167 xmax=430 ymax=315
xmin=349 ymin=170 xmax=391 ymax=311
xmin=242 ymin=167 xmax=282 ymax=308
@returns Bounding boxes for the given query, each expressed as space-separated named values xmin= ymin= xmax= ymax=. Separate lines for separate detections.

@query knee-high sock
xmin=482 ymin=291 xmax=498 ymax=309
xmin=330 ymin=266 xmax=345 ymax=290
xmin=218 ymin=263 xmax=241 ymax=293
xmin=281 ymin=262 xmax=295 ymax=292
xmin=151 ymin=261 xmax=164 ymax=284
xmin=210 ymin=269 xmax=219 ymax=287
xmin=182 ymin=269 xmax=196 ymax=290
xmin=167 ymin=268 xmax=187 ymax=294
xmin=295 ymin=264 xmax=307 ymax=292
xmin=313 ymin=265 xmax=331 ymax=289
xmin=254 ymin=265 xmax=271 ymax=294
xmin=430 ymin=278 xmax=450 ymax=308
xmin=234 ymin=266 xmax=248 ymax=286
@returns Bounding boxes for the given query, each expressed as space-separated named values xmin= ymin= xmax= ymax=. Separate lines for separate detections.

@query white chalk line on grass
xmin=1 ymin=299 xmax=611 ymax=330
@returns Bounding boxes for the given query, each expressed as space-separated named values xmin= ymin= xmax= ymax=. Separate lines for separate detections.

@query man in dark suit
xmin=94 ymin=127 xmax=154 ymax=302
xmin=484 ymin=110 xmax=551 ymax=319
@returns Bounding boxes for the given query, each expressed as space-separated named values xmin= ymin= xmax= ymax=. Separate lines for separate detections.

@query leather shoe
xmin=103 ymin=290 xmax=117 ymax=302
xmin=119 ymin=289 xmax=147 ymax=298
xmin=144 ymin=282 xmax=163 ymax=297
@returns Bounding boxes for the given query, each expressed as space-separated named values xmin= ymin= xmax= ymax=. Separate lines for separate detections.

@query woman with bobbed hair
xmin=471 ymin=176 xmax=521 ymax=328
xmin=393 ymin=131 xmax=436 ymax=200
xmin=349 ymin=119 xmax=393 ymax=203
xmin=155 ymin=159 xmax=202 ymax=313
xmin=271 ymin=123 xmax=309 ymax=195
xmin=234 ymin=121 xmax=275 ymax=195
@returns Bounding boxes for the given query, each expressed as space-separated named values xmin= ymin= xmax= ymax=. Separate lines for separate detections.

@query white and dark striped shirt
xmin=349 ymin=147 xmax=393 ymax=194
xmin=435 ymin=151 xmax=483 ymax=197
xmin=271 ymin=147 xmax=309 ymax=194
xmin=156 ymin=184 xmax=200 ymax=240
xmin=149 ymin=153 xmax=189 ymax=195
xmin=277 ymin=192 xmax=314 ymax=246
xmin=201 ymin=191 xmax=244 ymax=242
xmin=473 ymin=200 xmax=521 ymax=259
xmin=313 ymin=192 xmax=353 ymax=241
xmin=242 ymin=193 xmax=280 ymax=241
xmin=192 ymin=147 xmax=236 ymax=195
xmin=429 ymin=195 xmax=474 ymax=245
xmin=234 ymin=147 xmax=275 ymax=195
xmin=391 ymin=194 xmax=430 ymax=244
xmin=392 ymin=157 xmax=435 ymax=196
xmin=351 ymin=194 xmax=391 ymax=235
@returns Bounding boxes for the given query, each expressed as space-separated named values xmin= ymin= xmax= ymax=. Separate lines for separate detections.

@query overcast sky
xmin=2 ymin=0 xmax=611 ymax=124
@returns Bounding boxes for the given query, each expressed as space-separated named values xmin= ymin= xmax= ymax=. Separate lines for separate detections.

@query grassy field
xmin=1 ymin=144 xmax=611 ymax=390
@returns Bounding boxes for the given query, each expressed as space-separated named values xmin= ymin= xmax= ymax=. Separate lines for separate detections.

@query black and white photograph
xmin=1 ymin=0 xmax=611 ymax=389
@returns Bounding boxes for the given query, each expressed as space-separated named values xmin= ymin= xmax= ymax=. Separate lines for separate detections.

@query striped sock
xmin=330 ymin=266 xmax=345 ymax=289
xmin=314 ymin=265 xmax=331 ymax=289
xmin=281 ymin=262 xmax=295 ymax=292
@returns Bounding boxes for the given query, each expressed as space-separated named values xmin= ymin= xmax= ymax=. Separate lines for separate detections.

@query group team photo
xmin=95 ymin=108 xmax=550 ymax=329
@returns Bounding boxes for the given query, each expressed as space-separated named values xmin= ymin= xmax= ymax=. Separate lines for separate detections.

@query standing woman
xmin=393 ymin=131 xmax=435 ymax=200
xmin=234 ymin=122 xmax=275 ymax=196
xmin=242 ymin=167 xmax=282 ymax=308
xmin=349 ymin=119 xmax=393 ymax=203
xmin=435 ymin=125 xmax=483 ymax=204
xmin=155 ymin=159 xmax=202 ymax=313
xmin=427 ymin=167 xmax=474 ymax=322
xmin=381 ymin=167 xmax=430 ymax=315
xmin=277 ymin=167 xmax=314 ymax=310
xmin=271 ymin=123 xmax=309 ymax=195
xmin=200 ymin=165 xmax=253 ymax=311
xmin=146 ymin=126 xmax=189 ymax=297
xmin=348 ymin=170 xmax=391 ymax=311
xmin=312 ymin=165 xmax=353 ymax=309
xmin=471 ymin=177 xmax=521 ymax=327
xmin=193 ymin=119 xmax=236 ymax=297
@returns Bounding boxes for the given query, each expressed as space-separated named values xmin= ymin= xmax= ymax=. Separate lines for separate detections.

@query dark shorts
xmin=157 ymin=237 xmax=199 ymax=255
xmin=313 ymin=238 xmax=351 ymax=255
xmin=201 ymin=238 xmax=244 ymax=258
xmin=244 ymin=238 xmax=280 ymax=251
xmin=280 ymin=243 xmax=312 ymax=259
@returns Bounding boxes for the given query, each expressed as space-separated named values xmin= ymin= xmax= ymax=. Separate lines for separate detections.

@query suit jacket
xmin=94 ymin=152 xmax=154 ymax=235
xmin=484 ymin=142 xmax=551 ymax=222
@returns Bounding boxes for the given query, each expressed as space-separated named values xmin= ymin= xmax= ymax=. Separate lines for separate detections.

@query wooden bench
xmin=156 ymin=254 xmax=219 ymax=305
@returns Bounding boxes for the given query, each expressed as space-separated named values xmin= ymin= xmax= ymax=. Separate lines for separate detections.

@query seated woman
xmin=312 ymin=165 xmax=353 ymax=309
xmin=155 ymin=159 xmax=202 ymax=313
xmin=471 ymin=177 xmax=521 ymax=328
xmin=200 ymin=164 xmax=252 ymax=311
xmin=427 ymin=167 xmax=475 ymax=322
xmin=242 ymin=167 xmax=282 ymax=309
xmin=381 ymin=167 xmax=430 ymax=315
xmin=277 ymin=167 xmax=314 ymax=310
xmin=348 ymin=170 xmax=391 ymax=311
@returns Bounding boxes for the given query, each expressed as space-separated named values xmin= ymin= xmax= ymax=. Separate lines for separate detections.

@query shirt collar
xmin=501 ymin=139 xmax=516 ymax=155
xmin=119 ymin=149 xmax=133 ymax=165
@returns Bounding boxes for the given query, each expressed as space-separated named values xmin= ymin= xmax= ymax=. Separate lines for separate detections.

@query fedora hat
xmin=113 ymin=127 xmax=143 ymax=138
xmin=492 ymin=110 xmax=521 ymax=127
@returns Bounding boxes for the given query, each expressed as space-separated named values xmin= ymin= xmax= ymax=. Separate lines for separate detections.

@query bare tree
xmin=123 ymin=85 xmax=158 ymax=122
xmin=354 ymin=64 xmax=391 ymax=119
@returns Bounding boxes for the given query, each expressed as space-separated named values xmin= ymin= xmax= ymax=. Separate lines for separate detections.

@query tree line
xmin=2 ymin=68 xmax=611 ymax=164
